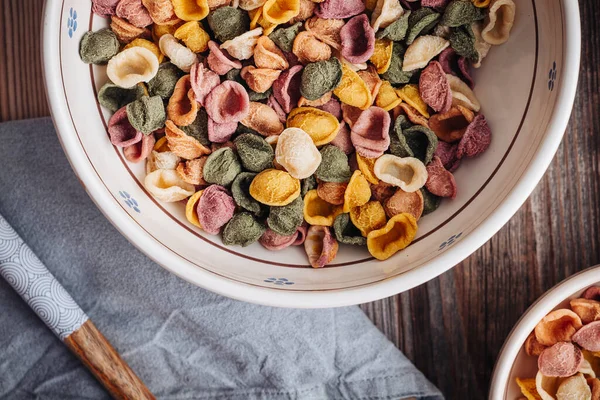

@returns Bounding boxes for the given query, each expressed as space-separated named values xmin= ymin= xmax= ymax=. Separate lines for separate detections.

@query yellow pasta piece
xmin=375 ymin=80 xmax=402 ymax=111
xmin=396 ymin=84 xmax=430 ymax=118
xmin=369 ymin=38 xmax=393 ymax=74
xmin=185 ymin=190 xmax=204 ymax=228
xmin=333 ymin=63 xmax=373 ymax=111
xmin=249 ymin=169 xmax=300 ymax=206
xmin=366 ymin=213 xmax=417 ymax=260
xmin=343 ymin=171 xmax=371 ymax=213
xmin=303 ymin=190 xmax=343 ymax=226
xmin=350 ymin=201 xmax=387 ymax=237
xmin=249 ymin=7 xmax=278 ymax=35
xmin=286 ymin=107 xmax=340 ymax=146
xmin=173 ymin=21 xmax=210 ymax=52
xmin=356 ymin=153 xmax=379 ymax=185
xmin=172 ymin=0 xmax=210 ymax=21
xmin=262 ymin=0 xmax=300 ymax=24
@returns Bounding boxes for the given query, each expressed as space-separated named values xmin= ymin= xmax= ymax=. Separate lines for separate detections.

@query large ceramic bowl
xmin=490 ymin=265 xmax=600 ymax=399
xmin=42 ymin=0 xmax=581 ymax=308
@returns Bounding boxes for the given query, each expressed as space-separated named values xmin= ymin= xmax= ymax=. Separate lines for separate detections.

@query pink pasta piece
xmin=206 ymin=41 xmax=243 ymax=75
xmin=116 ymin=0 xmax=153 ymax=27
xmin=341 ymin=103 xmax=363 ymax=128
xmin=340 ymin=15 xmax=375 ymax=64
xmin=124 ymin=133 xmax=155 ymax=163
xmin=293 ymin=223 xmax=309 ymax=246
xmin=419 ymin=61 xmax=452 ymax=113
xmin=425 ymin=156 xmax=457 ymax=199
xmin=204 ymin=81 xmax=250 ymax=124
xmin=208 ymin=118 xmax=238 ymax=143
xmin=92 ymin=0 xmax=120 ymax=17
xmin=421 ymin=0 xmax=450 ymax=10
xmin=438 ymin=48 xmax=474 ymax=89
xmin=434 ymin=141 xmax=461 ymax=172
xmin=350 ymin=106 xmax=390 ymax=158
xmin=267 ymin=95 xmax=287 ymax=123
xmin=538 ymin=342 xmax=583 ymax=377
xmin=272 ymin=65 xmax=303 ymax=114
xmin=572 ymin=321 xmax=600 ymax=352
xmin=197 ymin=185 xmax=236 ymax=235
xmin=315 ymin=0 xmax=365 ymax=19
xmin=190 ymin=62 xmax=220 ymax=106
xmin=108 ymin=106 xmax=143 ymax=147
xmin=330 ymin=122 xmax=354 ymax=155
xmin=259 ymin=229 xmax=299 ymax=251
xmin=456 ymin=114 xmax=492 ymax=159
xmin=583 ymin=286 xmax=600 ymax=301
xmin=317 ymin=98 xmax=342 ymax=120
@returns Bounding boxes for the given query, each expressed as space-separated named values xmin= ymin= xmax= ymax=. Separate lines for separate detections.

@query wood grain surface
xmin=65 ymin=320 xmax=156 ymax=400
xmin=2 ymin=2 xmax=598 ymax=399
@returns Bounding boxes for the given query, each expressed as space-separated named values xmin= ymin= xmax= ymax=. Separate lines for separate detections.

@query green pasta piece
xmin=267 ymin=196 xmax=304 ymax=236
xmin=300 ymin=58 xmax=343 ymax=101
xmin=207 ymin=7 xmax=250 ymax=43
xmin=79 ymin=28 xmax=119 ymax=64
xmin=98 ymin=83 xmax=146 ymax=112
xmin=203 ymin=148 xmax=243 ymax=186
xmin=222 ymin=212 xmax=266 ymax=247
xmin=315 ymin=145 xmax=352 ymax=183
xmin=126 ymin=95 xmax=166 ymax=134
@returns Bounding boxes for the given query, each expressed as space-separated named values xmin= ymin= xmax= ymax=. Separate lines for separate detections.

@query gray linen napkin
xmin=0 ymin=118 xmax=443 ymax=400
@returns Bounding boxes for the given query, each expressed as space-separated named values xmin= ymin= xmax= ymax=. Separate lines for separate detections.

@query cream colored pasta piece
xmin=579 ymin=359 xmax=596 ymax=378
xmin=402 ymin=35 xmax=450 ymax=72
xmin=106 ymin=47 xmax=159 ymax=88
xmin=144 ymin=169 xmax=195 ymax=202
xmin=220 ymin=28 xmax=263 ymax=60
xmin=374 ymin=155 xmax=428 ymax=193
xmin=481 ymin=0 xmax=516 ymax=45
xmin=239 ymin=0 xmax=267 ymax=10
xmin=471 ymin=22 xmax=492 ymax=68
xmin=158 ymin=34 xmax=197 ymax=72
xmin=370 ymin=0 xmax=404 ymax=32
xmin=536 ymin=371 xmax=560 ymax=400
xmin=556 ymin=373 xmax=591 ymax=400
xmin=146 ymin=150 xmax=181 ymax=174
xmin=446 ymin=74 xmax=481 ymax=112
xmin=275 ymin=127 xmax=322 ymax=179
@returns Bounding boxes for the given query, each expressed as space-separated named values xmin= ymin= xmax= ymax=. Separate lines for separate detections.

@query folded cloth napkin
xmin=0 ymin=118 xmax=443 ymax=400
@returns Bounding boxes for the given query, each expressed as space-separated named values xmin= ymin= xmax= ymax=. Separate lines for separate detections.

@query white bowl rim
xmin=489 ymin=264 xmax=600 ymax=400
xmin=42 ymin=0 xmax=581 ymax=308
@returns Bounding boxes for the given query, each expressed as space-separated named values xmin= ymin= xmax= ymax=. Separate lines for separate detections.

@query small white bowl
xmin=490 ymin=265 xmax=600 ymax=400
xmin=42 ymin=0 xmax=581 ymax=307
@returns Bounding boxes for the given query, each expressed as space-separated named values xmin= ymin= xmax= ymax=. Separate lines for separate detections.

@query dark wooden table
xmin=2 ymin=2 xmax=598 ymax=398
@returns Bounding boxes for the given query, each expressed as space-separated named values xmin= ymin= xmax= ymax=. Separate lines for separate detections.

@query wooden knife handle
xmin=64 ymin=320 xmax=155 ymax=400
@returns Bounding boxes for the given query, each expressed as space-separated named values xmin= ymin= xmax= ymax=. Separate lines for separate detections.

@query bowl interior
xmin=46 ymin=0 xmax=568 ymax=303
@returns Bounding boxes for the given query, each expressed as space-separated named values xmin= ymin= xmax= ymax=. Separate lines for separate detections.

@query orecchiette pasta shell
xmin=275 ymin=127 xmax=322 ymax=179
xmin=220 ymin=28 xmax=263 ymax=60
xmin=254 ymin=36 xmax=289 ymax=70
xmin=371 ymin=0 xmax=405 ymax=33
xmin=165 ymin=119 xmax=212 ymax=159
xmin=107 ymin=46 xmax=159 ymax=88
xmin=304 ymin=225 xmax=338 ymax=268
xmin=144 ymin=169 xmax=196 ymax=202
xmin=167 ymin=75 xmax=199 ymax=126
xmin=110 ymin=16 xmax=152 ymax=43
xmin=402 ymin=35 xmax=450 ymax=72
xmin=481 ymin=0 xmax=516 ymax=45
xmin=374 ymin=155 xmax=428 ymax=193
xmin=159 ymin=34 xmax=197 ymax=72
xmin=446 ymin=74 xmax=481 ymax=112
